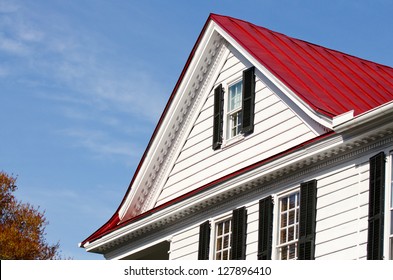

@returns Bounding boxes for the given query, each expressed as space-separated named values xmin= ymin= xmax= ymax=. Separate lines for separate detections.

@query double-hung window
xmin=198 ymin=207 xmax=247 ymax=260
xmin=257 ymin=180 xmax=317 ymax=260
xmin=212 ymin=67 xmax=255 ymax=150
xmin=227 ymin=81 xmax=243 ymax=139
xmin=277 ymin=191 xmax=300 ymax=260
xmin=215 ymin=218 xmax=232 ymax=260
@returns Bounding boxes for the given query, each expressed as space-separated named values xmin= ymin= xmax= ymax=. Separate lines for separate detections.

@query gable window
xmin=227 ymin=81 xmax=243 ymax=139
xmin=277 ymin=191 xmax=300 ymax=260
xmin=212 ymin=67 xmax=255 ymax=150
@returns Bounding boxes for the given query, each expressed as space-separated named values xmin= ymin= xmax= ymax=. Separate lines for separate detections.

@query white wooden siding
xmin=314 ymin=160 xmax=369 ymax=259
xmin=155 ymin=51 xmax=318 ymax=206
xmin=167 ymin=156 xmax=373 ymax=260
xmin=170 ymin=225 xmax=200 ymax=260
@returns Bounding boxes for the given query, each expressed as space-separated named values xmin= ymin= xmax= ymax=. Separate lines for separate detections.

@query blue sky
xmin=1 ymin=0 xmax=392 ymax=260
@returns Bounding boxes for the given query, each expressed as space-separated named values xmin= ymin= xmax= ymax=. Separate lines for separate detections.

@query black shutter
xmin=298 ymin=179 xmax=317 ymax=260
xmin=212 ymin=84 xmax=224 ymax=150
xmin=231 ymin=207 xmax=247 ymax=260
xmin=258 ymin=196 xmax=273 ymax=260
xmin=198 ymin=221 xmax=211 ymax=260
xmin=367 ymin=152 xmax=385 ymax=260
xmin=241 ymin=67 xmax=255 ymax=134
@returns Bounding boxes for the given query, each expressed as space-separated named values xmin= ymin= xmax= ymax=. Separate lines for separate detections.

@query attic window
xmin=227 ymin=81 xmax=243 ymax=139
xmin=212 ymin=67 xmax=255 ymax=150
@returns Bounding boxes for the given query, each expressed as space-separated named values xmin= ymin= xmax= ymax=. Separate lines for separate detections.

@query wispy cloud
xmin=0 ymin=0 xmax=167 ymax=160
xmin=59 ymin=127 xmax=139 ymax=160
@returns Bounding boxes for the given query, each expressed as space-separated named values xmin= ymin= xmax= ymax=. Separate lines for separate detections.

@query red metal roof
xmin=211 ymin=14 xmax=393 ymax=117
xmin=81 ymin=14 xmax=393 ymax=247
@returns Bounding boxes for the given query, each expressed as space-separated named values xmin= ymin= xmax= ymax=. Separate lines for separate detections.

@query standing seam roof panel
xmin=212 ymin=14 xmax=393 ymax=117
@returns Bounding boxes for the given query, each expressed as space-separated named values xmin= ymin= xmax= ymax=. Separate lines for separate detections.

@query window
xmin=215 ymin=218 xmax=232 ymax=260
xmin=277 ymin=191 xmax=300 ymax=260
xmin=258 ymin=180 xmax=316 ymax=260
xmin=227 ymin=81 xmax=243 ymax=139
xmin=212 ymin=67 xmax=255 ymax=150
xmin=198 ymin=207 xmax=247 ymax=260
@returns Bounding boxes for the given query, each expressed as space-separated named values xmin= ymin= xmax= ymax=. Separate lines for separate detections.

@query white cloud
xmin=0 ymin=0 xmax=168 ymax=161
xmin=0 ymin=34 xmax=29 ymax=55
xmin=0 ymin=0 xmax=19 ymax=13
xmin=59 ymin=128 xmax=138 ymax=160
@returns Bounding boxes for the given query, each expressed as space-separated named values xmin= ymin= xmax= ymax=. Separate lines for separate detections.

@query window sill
xmin=222 ymin=134 xmax=245 ymax=149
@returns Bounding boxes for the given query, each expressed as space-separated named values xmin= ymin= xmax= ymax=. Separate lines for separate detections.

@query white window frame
xmin=274 ymin=188 xmax=300 ymax=260
xmin=222 ymin=77 xmax=244 ymax=147
xmin=211 ymin=213 xmax=233 ymax=260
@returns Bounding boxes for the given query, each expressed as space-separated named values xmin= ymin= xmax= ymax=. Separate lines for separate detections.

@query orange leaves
xmin=0 ymin=171 xmax=61 ymax=259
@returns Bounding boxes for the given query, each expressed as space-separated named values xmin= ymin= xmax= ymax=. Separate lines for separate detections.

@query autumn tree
xmin=0 ymin=171 xmax=61 ymax=259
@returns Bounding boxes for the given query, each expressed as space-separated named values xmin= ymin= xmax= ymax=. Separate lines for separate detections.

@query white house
xmin=80 ymin=14 xmax=393 ymax=260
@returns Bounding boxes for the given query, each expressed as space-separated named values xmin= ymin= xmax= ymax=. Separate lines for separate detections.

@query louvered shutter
xmin=367 ymin=152 xmax=385 ymax=260
xmin=298 ymin=180 xmax=317 ymax=260
xmin=212 ymin=84 xmax=224 ymax=150
xmin=258 ymin=196 xmax=273 ymax=260
xmin=198 ymin=221 xmax=211 ymax=260
xmin=231 ymin=207 xmax=247 ymax=260
xmin=241 ymin=67 xmax=255 ymax=134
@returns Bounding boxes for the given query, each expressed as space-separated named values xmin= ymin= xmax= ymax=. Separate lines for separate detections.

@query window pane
xmin=228 ymin=81 xmax=242 ymax=111
xmin=223 ymin=235 xmax=229 ymax=248
xmin=289 ymin=210 xmax=295 ymax=225
xmin=289 ymin=194 xmax=296 ymax=209
xmin=216 ymin=252 xmax=222 ymax=260
xmin=217 ymin=224 xmax=223 ymax=236
xmin=288 ymin=226 xmax=295 ymax=241
xmin=282 ymin=198 xmax=288 ymax=211
xmin=281 ymin=213 xmax=287 ymax=228
xmin=224 ymin=220 xmax=230 ymax=233
xmin=223 ymin=250 xmax=229 ymax=260
xmin=281 ymin=246 xmax=288 ymax=260
xmin=216 ymin=237 xmax=222 ymax=250
xmin=280 ymin=229 xmax=287 ymax=243
xmin=289 ymin=244 xmax=296 ymax=259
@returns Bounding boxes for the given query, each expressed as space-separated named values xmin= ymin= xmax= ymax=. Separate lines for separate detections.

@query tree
xmin=0 ymin=171 xmax=61 ymax=259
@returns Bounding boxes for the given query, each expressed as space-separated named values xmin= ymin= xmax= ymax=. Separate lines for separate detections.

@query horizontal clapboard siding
xmin=244 ymin=202 xmax=259 ymax=260
xmin=315 ymin=161 xmax=369 ymax=259
xmin=167 ymin=152 xmax=378 ymax=260
xmin=156 ymin=52 xmax=317 ymax=206
xmin=170 ymin=225 xmax=200 ymax=260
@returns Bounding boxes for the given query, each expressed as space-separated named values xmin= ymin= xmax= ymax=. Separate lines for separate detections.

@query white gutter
xmin=333 ymin=100 xmax=393 ymax=133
